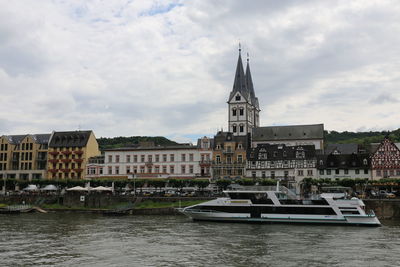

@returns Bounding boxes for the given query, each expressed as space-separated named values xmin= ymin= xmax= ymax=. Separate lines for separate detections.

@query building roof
xmin=317 ymin=153 xmax=370 ymax=169
xmin=325 ymin=143 xmax=359 ymax=155
xmin=247 ymin=144 xmax=316 ymax=161
xmin=4 ymin=134 xmax=51 ymax=145
xmin=252 ymin=124 xmax=324 ymax=141
xmin=49 ymin=131 xmax=92 ymax=148
xmin=103 ymin=144 xmax=198 ymax=152
xmin=229 ymin=50 xmax=249 ymax=102
xmin=213 ymin=131 xmax=249 ymax=149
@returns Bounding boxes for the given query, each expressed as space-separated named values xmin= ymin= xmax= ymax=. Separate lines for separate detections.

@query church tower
xmin=227 ymin=46 xmax=260 ymax=136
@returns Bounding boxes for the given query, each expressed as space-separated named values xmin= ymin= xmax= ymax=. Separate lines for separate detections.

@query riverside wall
xmin=1 ymin=194 xmax=400 ymax=219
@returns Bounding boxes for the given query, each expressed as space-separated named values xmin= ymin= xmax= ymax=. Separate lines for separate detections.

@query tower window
xmin=235 ymin=95 xmax=241 ymax=101
xmin=232 ymin=125 xmax=237 ymax=132
xmin=232 ymin=108 xmax=237 ymax=116
xmin=239 ymin=108 xmax=244 ymax=116
xmin=239 ymin=125 xmax=244 ymax=132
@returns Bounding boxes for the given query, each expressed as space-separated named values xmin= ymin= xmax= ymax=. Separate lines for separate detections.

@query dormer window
xmin=363 ymin=159 xmax=368 ymax=165
xmin=235 ymin=95 xmax=241 ymax=101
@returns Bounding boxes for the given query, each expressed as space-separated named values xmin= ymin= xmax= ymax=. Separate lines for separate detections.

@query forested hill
xmin=97 ymin=136 xmax=179 ymax=150
xmin=325 ymin=128 xmax=400 ymax=145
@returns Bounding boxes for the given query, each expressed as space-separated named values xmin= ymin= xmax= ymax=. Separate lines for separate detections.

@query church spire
xmin=245 ymin=54 xmax=259 ymax=109
xmin=229 ymin=45 xmax=248 ymax=101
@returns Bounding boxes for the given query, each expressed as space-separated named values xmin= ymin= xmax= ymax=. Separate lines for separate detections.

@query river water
xmin=1 ymin=213 xmax=399 ymax=267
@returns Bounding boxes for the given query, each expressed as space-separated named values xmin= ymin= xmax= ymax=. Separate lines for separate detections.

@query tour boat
xmin=180 ymin=186 xmax=381 ymax=226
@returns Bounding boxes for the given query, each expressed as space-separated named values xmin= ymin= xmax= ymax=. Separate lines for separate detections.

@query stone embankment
xmin=1 ymin=194 xmax=400 ymax=219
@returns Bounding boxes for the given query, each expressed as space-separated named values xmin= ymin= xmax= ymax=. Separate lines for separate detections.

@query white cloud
xmin=0 ymin=0 xmax=400 ymax=142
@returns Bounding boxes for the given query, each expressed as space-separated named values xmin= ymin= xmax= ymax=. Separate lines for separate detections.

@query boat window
xmin=228 ymin=192 xmax=273 ymax=204
xmin=275 ymin=192 xmax=288 ymax=200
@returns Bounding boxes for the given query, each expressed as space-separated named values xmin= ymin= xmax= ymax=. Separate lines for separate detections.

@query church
xmin=212 ymin=47 xmax=324 ymax=182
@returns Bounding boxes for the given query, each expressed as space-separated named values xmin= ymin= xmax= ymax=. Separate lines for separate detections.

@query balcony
xmin=49 ymin=169 xmax=58 ymax=174
xmin=145 ymin=161 xmax=153 ymax=166
xmin=61 ymin=159 xmax=71 ymax=164
xmin=73 ymin=158 xmax=84 ymax=163
xmin=74 ymin=150 xmax=84 ymax=155
xmin=49 ymin=151 xmax=59 ymax=156
xmin=61 ymin=168 xmax=71 ymax=173
xmin=199 ymin=160 xmax=212 ymax=167
xmin=61 ymin=150 xmax=72 ymax=155
xmin=74 ymin=168 xmax=83 ymax=173
xmin=212 ymin=161 xmax=245 ymax=167
xmin=48 ymin=159 xmax=58 ymax=164
xmin=222 ymin=149 xmax=234 ymax=154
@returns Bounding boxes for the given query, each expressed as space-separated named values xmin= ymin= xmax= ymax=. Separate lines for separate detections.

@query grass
xmin=134 ymin=200 xmax=205 ymax=209
xmin=0 ymin=203 xmax=7 ymax=208
xmin=40 ymin=200 xmax=206 ymax=210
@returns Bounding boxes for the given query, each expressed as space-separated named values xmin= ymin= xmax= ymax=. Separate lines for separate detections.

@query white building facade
xmin=95 ymin=137 xmax=213 ymax=179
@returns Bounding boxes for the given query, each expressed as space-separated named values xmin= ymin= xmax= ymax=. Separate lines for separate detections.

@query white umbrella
xmin=23 ymin=184 xmax=39 ymax=191
xmin=90 ymin=186 xmax=112 ymax=192
xmin=41 ymin=184 xmax=59 ymax=191
xmin=66 ymin=186 xmax=89 ymax=191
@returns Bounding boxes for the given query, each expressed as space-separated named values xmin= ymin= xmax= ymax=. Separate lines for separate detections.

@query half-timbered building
xmin=246 ymin=144 xmax=318 ymax=190
xmin=371 ymin=137 xmax=400 ymax=179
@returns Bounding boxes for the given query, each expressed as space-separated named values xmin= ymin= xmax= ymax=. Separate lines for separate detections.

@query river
xmin=1 ymin=213 xmax=399 ymax=266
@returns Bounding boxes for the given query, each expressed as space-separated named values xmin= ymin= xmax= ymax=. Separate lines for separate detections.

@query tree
xmin=215 ymin=179 xmax=231 ymax=191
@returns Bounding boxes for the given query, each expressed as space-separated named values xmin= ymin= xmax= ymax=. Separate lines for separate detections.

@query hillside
xmin=97 ymin=136 xmax=179 ymax=150
xmin=325 ymin=128 xmax=400 ymax=145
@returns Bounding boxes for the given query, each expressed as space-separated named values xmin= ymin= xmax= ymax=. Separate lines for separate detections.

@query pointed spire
xmin=230 ymin=46 xmax=248 ymax=101
xmin=245 ymin=53 xmax=259 ymax=110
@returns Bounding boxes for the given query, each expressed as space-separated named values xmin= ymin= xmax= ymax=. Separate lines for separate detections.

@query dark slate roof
xmin=49 ymin=131 xmax=92 ymax=148
xmin=229 ymin=51 xmax=251 ymax=103
xmin=252 ymin=124 xmax=324 ymax=141
xmin=317 ymin=154 xmax=370 ymax=169
xmin=247 ymin=144 xmax=316 ymax=161
xmin=325 ymin=144 xmax=359 ymax=155
xmin=31 ymin=134 xmax=51 ymax=144
xmin=6 ymin=135 xmax=26 ymax=145
xmin=213 ymin=131 xmax=249 ymax=149
xmin=245 ymin=60 xmax=259 ymax=110
xmin=104 ymin=145 xmax=197 ymax=151
xmin=196 ymin=137 xmax=214 ymax=148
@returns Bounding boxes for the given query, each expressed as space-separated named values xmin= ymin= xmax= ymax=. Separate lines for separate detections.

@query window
xmin=108 ymin=166 xmax=112 ymax=174
xmin=148 ymin=155 xmax=152 ymax=162
xmin=298 ymin=170 xmax=304 ymax=176
xmin=232 ymin=108 xmax=237 ymax=116
xmin=189 ymin=165 xmax=193 ymax=174
xmin=363 ymin=159 xmax=368 ymax=165
xmin=271 ymin=171 xmax=275 ymax=179
xmin=355 ymin=169 xmax=360 ymax=174
xmin=115 ymin=166 xmax=119 ymax=174
xmin=155 ymin=166 xmax=160 ymax=173
xmin=307 ymin=170 xmax=313 ymax=176
xmin=170 ymin=165 xmax=174 ymax=174
xmin=327 ymin=170 xmax=331 ymax=175
xmin=126 ymin=166 xmax=130 ymax=173
xmin=216 ymin=155 xmax=221 ymax=163
xmin=232 ymin=125 xmax=237 ymax=132
xmin=237 ymin=155 xmax=243 ymax=163
xmin=239 ymin=125 xmax=244 ymax=132
xmin=235 ymin=95 xmax=241 ymax=101
xmin=108 ymin=155 xmax=112 ymax=163
xmin=181 ymin=154 xmax=186 ymax=162
xmin=126 ymin=155 xmax=131 ymax=163
xmin=155 ymin=154 xmax=159 ymax=162
xmin=227 ymin=156 xmax=232 ymax=164
xmin=319 ymin=170 xmax=324 ymax=175
xmin=252 ymin=171 xmax=256 ymax=178
xmin=390 ymin=170 xmax=394 ymax=176
xmin=162 ymin=166 xmax=167 ymax=173
xmin=99 ymin=168 xmax=103 ymax=175
xmin=133 ymin=155 xmax=138 ymax=162
xmin=189 ymin=154 xmax=194 ymax=161
xmin=141 ymin=155 xmax=145 ymax=162
xmin=364 ymin=169 xmax=369 ymax=174
xmin=115 ymin=155 xmax=120 ymax=163
xmin=239 ymin=108 xmax=244 ymax=116
xmin=377 ymin=170 xmax=381 ymax=176
xmin=344 ymin=169 xmax=349 ymax=174
xmin=261 ymin=171 xmax=266 ymax=178
xmin=140 ymin=166 xmax=145 ymax=173
xmin=335 ymin=169 xmax=340 ymax=175
xmin=170 ymin=154 xmax=174 ymax=162
xmin=163 ymin=154 xmax=167 ymax=162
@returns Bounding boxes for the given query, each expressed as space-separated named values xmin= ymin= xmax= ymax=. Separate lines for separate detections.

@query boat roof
xmin=223 ymin=190 xmax=279 ymax=194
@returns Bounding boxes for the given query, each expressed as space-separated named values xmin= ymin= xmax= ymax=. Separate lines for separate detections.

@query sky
xmin=1 ymin=0 xmax=400 ymax=143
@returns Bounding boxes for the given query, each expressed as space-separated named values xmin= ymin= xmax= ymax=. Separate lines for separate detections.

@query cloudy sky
xmin=1 ymin=0 xmax=399 ymax=143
